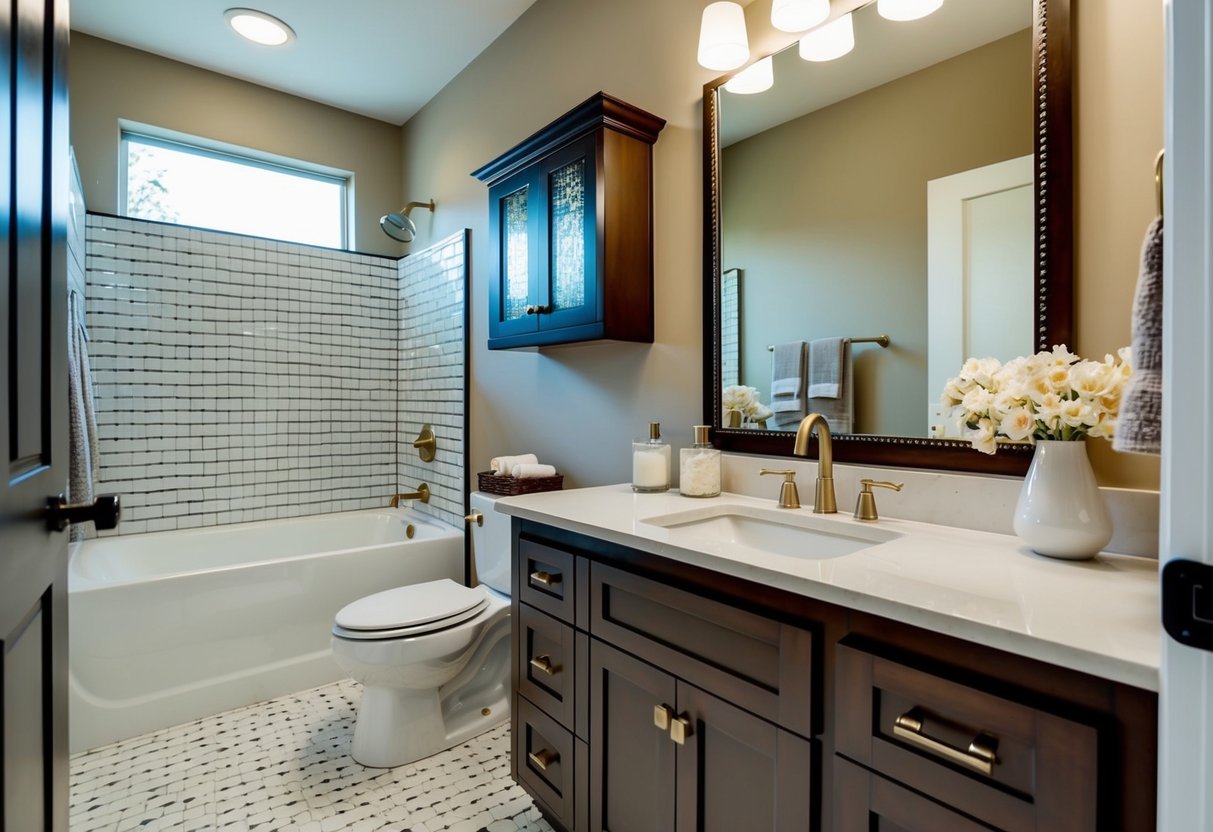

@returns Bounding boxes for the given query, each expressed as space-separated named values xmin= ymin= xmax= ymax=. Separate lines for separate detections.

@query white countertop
xmin=495 ymin=484 xmax=1161 ymax=692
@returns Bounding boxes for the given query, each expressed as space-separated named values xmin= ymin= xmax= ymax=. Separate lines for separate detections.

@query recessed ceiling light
xmin=224 ymin=8 xmax=296 ymax=47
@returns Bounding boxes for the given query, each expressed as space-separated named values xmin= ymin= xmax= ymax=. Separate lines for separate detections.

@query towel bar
xmin=767 ymin=335 xmax=889 ymax=351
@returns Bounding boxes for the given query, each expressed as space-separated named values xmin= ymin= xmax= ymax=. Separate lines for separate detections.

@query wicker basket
xmin=477 ymin=470 xmax=564 ymax=496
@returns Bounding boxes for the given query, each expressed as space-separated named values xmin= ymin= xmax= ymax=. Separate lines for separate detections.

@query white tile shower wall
xmin=85 ymin=215 xmax=403 ymax=535
xmin=397 ymin=230 xmax=467 ymax=529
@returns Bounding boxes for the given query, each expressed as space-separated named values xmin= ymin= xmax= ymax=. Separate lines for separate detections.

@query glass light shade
xmin=770 ymin=0 xmax=830 ymax=33
xmin=697 ymin=1 xmax=750 ymax=71
xmin=724 ymin=57 xmax=774 ymax=94
xmin=876 ymin=0 xmax=944 ymax=21
xmin=798 ymin=13 xmax=854 ymax=62
xmin=225 ymin=8 xmax=295 ymax=46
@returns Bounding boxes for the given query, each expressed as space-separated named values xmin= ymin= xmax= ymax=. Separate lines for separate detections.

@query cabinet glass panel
xmin=549 ymin=158 xmax=587 ymax=312
xmin=503 ymin=185 xmax=530 ymax=321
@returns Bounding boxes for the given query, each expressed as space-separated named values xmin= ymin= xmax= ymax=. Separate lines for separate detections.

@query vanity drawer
xmin=514 ymin=694 xmax=576 ymax=830
xmin=835 ymin=756 xmax=992 ymax=832
xmin=517 ymin=602 xmax=579 ymax=730
xmin=517 ymin=537 xmax=582 ymax=625
xmin=835 ymin=639 xmax=1098 ymax=831
xmin=589 ymin=562 xmax=814 ymax=737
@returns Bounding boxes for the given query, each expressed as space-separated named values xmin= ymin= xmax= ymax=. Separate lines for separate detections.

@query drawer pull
xmin=670 ymin=713 xmax=694 ymax=745
xmin=528 ymin=747 xmax=559 ymax=771
xmin=529 ymin=654 xmax=561 ymax=676
xmin=529 ymin=570 xmax=562 ymax=588
xmin=653 ymin=704 xmax=673 ymax=731
xmin=893 ymin=708 xmax=998 ymax=776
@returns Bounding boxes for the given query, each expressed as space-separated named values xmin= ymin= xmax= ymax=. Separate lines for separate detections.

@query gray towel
xmin=808 ymin=338 xmax=853 ymax=434
xmin=770 ymin=341 xmax=807 ymax=429
xmin=1113 ymin=216 xmax=1163 ymax=455
xmin=67 ymin=290 xmax=99 ymax=540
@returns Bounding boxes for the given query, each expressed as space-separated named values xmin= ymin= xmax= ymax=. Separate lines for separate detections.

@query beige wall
xmin=69 ymin=33 xmax=405 ymax=257
xmin=723 ymin=31 xmax=1031 ymax=436
xmin=402 ymin=0 xmax=1162 ymax=490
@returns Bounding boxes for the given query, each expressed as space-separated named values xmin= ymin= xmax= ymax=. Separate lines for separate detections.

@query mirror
xmin=703 ymin=0 xmax=1072 ymax=475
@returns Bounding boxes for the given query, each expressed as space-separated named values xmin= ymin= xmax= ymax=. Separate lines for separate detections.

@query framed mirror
xmin=703 ymin=0 xmax=1072 ymax=476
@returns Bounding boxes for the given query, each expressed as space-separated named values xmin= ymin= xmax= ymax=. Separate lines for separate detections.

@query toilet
xmin=331 ymin=492 xmax=512 ymax=768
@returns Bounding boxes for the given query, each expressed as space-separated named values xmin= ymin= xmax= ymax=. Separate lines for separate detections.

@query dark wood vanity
xmin=509 ymin=518 xmax=1157 ymax=831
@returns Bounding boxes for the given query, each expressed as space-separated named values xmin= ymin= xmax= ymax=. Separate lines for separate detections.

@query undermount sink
xmin=640 ymin=503 xmax=900 ymax=560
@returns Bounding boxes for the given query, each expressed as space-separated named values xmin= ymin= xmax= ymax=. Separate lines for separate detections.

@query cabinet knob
xmin=529 ymin=654 xmax=560 ymax=676
xmin=528 ymin=748 xmax=559 ymax=771
xmin=653 ymin=704 xmax=673 ymax=731
xmin=670 ymin=713 xmax=694 ymax=745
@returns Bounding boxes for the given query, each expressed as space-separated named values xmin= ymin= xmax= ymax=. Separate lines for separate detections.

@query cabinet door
xmin=835 ymin=757 xmax=992 ymax=832
xmin=590 ymin=639 xmax=676 ymax=832
xmin=488 ymin=165 xmax=541 ymax=341
xmin=674 ymin=681 xmax=813 ymax=832
xmin=537 ymin=132 xmax=599 ymax=333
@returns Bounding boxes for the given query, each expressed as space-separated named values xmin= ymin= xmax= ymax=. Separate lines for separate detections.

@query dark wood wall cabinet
xmin=472 ymin=93 xmax=665 ymax=350
xmin=509 ymin=519 xmax=1158 ymax=832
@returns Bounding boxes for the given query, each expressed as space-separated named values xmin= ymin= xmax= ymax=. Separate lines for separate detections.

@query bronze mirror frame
xmin=702 ymin=0 xmax=1073 ymax=476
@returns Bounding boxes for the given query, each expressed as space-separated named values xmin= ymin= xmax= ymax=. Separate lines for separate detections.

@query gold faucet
xmin=389 ymin=483 xmax=430 ymax=507
xmin=792 ymin=413 xmax=836 ymax=513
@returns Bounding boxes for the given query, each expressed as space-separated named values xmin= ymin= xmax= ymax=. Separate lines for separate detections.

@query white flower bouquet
xmin=721 ymin=385 xmax=773 ymax=427
xmin=940 ymin=345 xmax=1132 ymax=454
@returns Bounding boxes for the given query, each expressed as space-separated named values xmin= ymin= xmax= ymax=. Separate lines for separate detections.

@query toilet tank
xmin=470 ymin=491 xmax=510 ymax=595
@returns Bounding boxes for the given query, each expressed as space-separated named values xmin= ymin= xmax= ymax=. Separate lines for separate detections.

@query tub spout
xmin=389 ymin=483 xmax=430 ymax=507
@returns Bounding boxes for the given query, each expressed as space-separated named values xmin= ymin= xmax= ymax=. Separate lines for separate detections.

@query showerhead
xmin=379 ymin=200 xmax=435 ymax=243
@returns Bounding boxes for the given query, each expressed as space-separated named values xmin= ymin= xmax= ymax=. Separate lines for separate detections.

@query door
xmin=926 ymin=155 xmax=1034 ymax=436
xmin=1159 ymin=1 xmax=1213 ymax=829
xmin=673 ymin=681 xmax=812 ymax=832
xmin=0 ymin=0 xmax=70 ymax=829
xmin=589 ymin=639 xmax=675 ymax=832
xmin=538 ymin=132 xmax=599 ymax=333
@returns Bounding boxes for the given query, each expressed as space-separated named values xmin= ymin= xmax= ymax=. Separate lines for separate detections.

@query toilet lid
xmin=334 ymin=579 xmax=488 ymax=634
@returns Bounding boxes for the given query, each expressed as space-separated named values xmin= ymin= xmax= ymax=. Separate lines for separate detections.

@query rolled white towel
xmin=490 ymin=453 xmax=538 ymax=475
xmin=512 ymin=463 xmax=557 ymax=479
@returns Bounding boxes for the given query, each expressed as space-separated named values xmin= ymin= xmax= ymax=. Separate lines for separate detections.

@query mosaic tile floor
xmin=70 ymin=679 xmax=556 ymax=832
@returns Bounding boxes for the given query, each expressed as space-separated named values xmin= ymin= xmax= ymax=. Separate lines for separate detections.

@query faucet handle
xmin=759 ymin=469 xmax=800 ymax=509
xmin=854 ymin=479 xmax=904 ymax=521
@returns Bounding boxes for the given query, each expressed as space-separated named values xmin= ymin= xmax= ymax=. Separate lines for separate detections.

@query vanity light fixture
xmin=224 ymin=8 xmax=296 ymax=47
xmin=697 ymin=1 xmax=750 ymax=71
xmin=876 ymin=0 xmax=944 ymax=22
xmin=724 ymin=56 xmax=774 ymax=94
xmin=798 ymin=12 xmax=854 ymax=62
xmin=771 ymin=0 xmax=830 ymax=33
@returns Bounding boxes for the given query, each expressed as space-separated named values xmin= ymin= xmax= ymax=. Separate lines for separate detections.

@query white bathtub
xmin=68 ymin=507 xmax=463 ymax=752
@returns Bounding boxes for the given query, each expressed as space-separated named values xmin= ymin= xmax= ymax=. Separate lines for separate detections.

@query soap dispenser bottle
xmin=680 ymin=425 xmax=721 ymax=497
xmin=632 ymin=422 xmax=671 ymax=493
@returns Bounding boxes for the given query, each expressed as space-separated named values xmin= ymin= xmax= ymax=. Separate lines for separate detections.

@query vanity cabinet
xmin=509 ymin=520 xmax=1157 ymax=832
xmin=472 ymin=93 xmax=665 ymax=350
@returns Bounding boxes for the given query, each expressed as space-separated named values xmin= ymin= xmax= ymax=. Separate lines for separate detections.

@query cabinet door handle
xmin=529 ymin=570 xmax=562 ymax=588
xmin=528 ymin=748 xmax=559 ymax=771
xmin=529 ymin=654 xmax=560 ymax=676
xmin=670 ymin=713 xmax=694 ymax=745
xmin=653 ymin=704 xmax=673 ymax=731
xmin=525 ymin=304 xmax=552 ymax=315
xmin=892 ymin=708 xmax=998 ymax=775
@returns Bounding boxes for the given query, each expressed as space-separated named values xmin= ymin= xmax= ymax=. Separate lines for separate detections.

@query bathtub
xmin=68 ymin=507 xmax=463 ymax=753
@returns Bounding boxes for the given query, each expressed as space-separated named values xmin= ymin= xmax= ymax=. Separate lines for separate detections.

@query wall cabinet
xmin=509 ymin=520 xmax=1158 ymax=832
xmin=472 ymin=93 xmax=665 ymax=350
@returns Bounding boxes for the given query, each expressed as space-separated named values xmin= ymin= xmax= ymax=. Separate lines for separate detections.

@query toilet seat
xmin=333 ymin=579 xmax=489 ymax=641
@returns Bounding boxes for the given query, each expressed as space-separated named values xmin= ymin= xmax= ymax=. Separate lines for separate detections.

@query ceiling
xmin=70 ymin=0 xmax=540 ymax=125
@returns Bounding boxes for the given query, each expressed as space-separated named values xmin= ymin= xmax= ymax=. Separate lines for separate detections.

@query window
xmin=122 ymin=131 xmax=349 ymax=248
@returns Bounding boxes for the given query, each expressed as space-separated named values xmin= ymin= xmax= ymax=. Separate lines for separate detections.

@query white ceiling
xmin=70 ymin=0 xmax=540 ymax=125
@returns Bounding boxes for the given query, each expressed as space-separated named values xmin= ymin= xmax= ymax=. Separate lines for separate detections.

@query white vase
xmin=1013 ymin=439 xmax=1113 ymax=560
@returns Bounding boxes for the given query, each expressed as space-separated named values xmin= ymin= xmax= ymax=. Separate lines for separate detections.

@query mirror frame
xmin=702 ymin=0 xmax=1072 ymax=476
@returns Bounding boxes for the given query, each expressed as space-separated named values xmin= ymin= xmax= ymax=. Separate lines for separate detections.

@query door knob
xmin=46 ymin=494 xmax=121 ymax=532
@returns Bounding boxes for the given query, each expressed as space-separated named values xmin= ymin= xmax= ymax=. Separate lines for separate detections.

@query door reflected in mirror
xmin=716 ymin=0 xmax=1036 ymax=440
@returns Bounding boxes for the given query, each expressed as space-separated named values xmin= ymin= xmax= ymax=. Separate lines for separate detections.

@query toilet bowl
xmin=331 ymin=492 xmax=512 ymax=768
